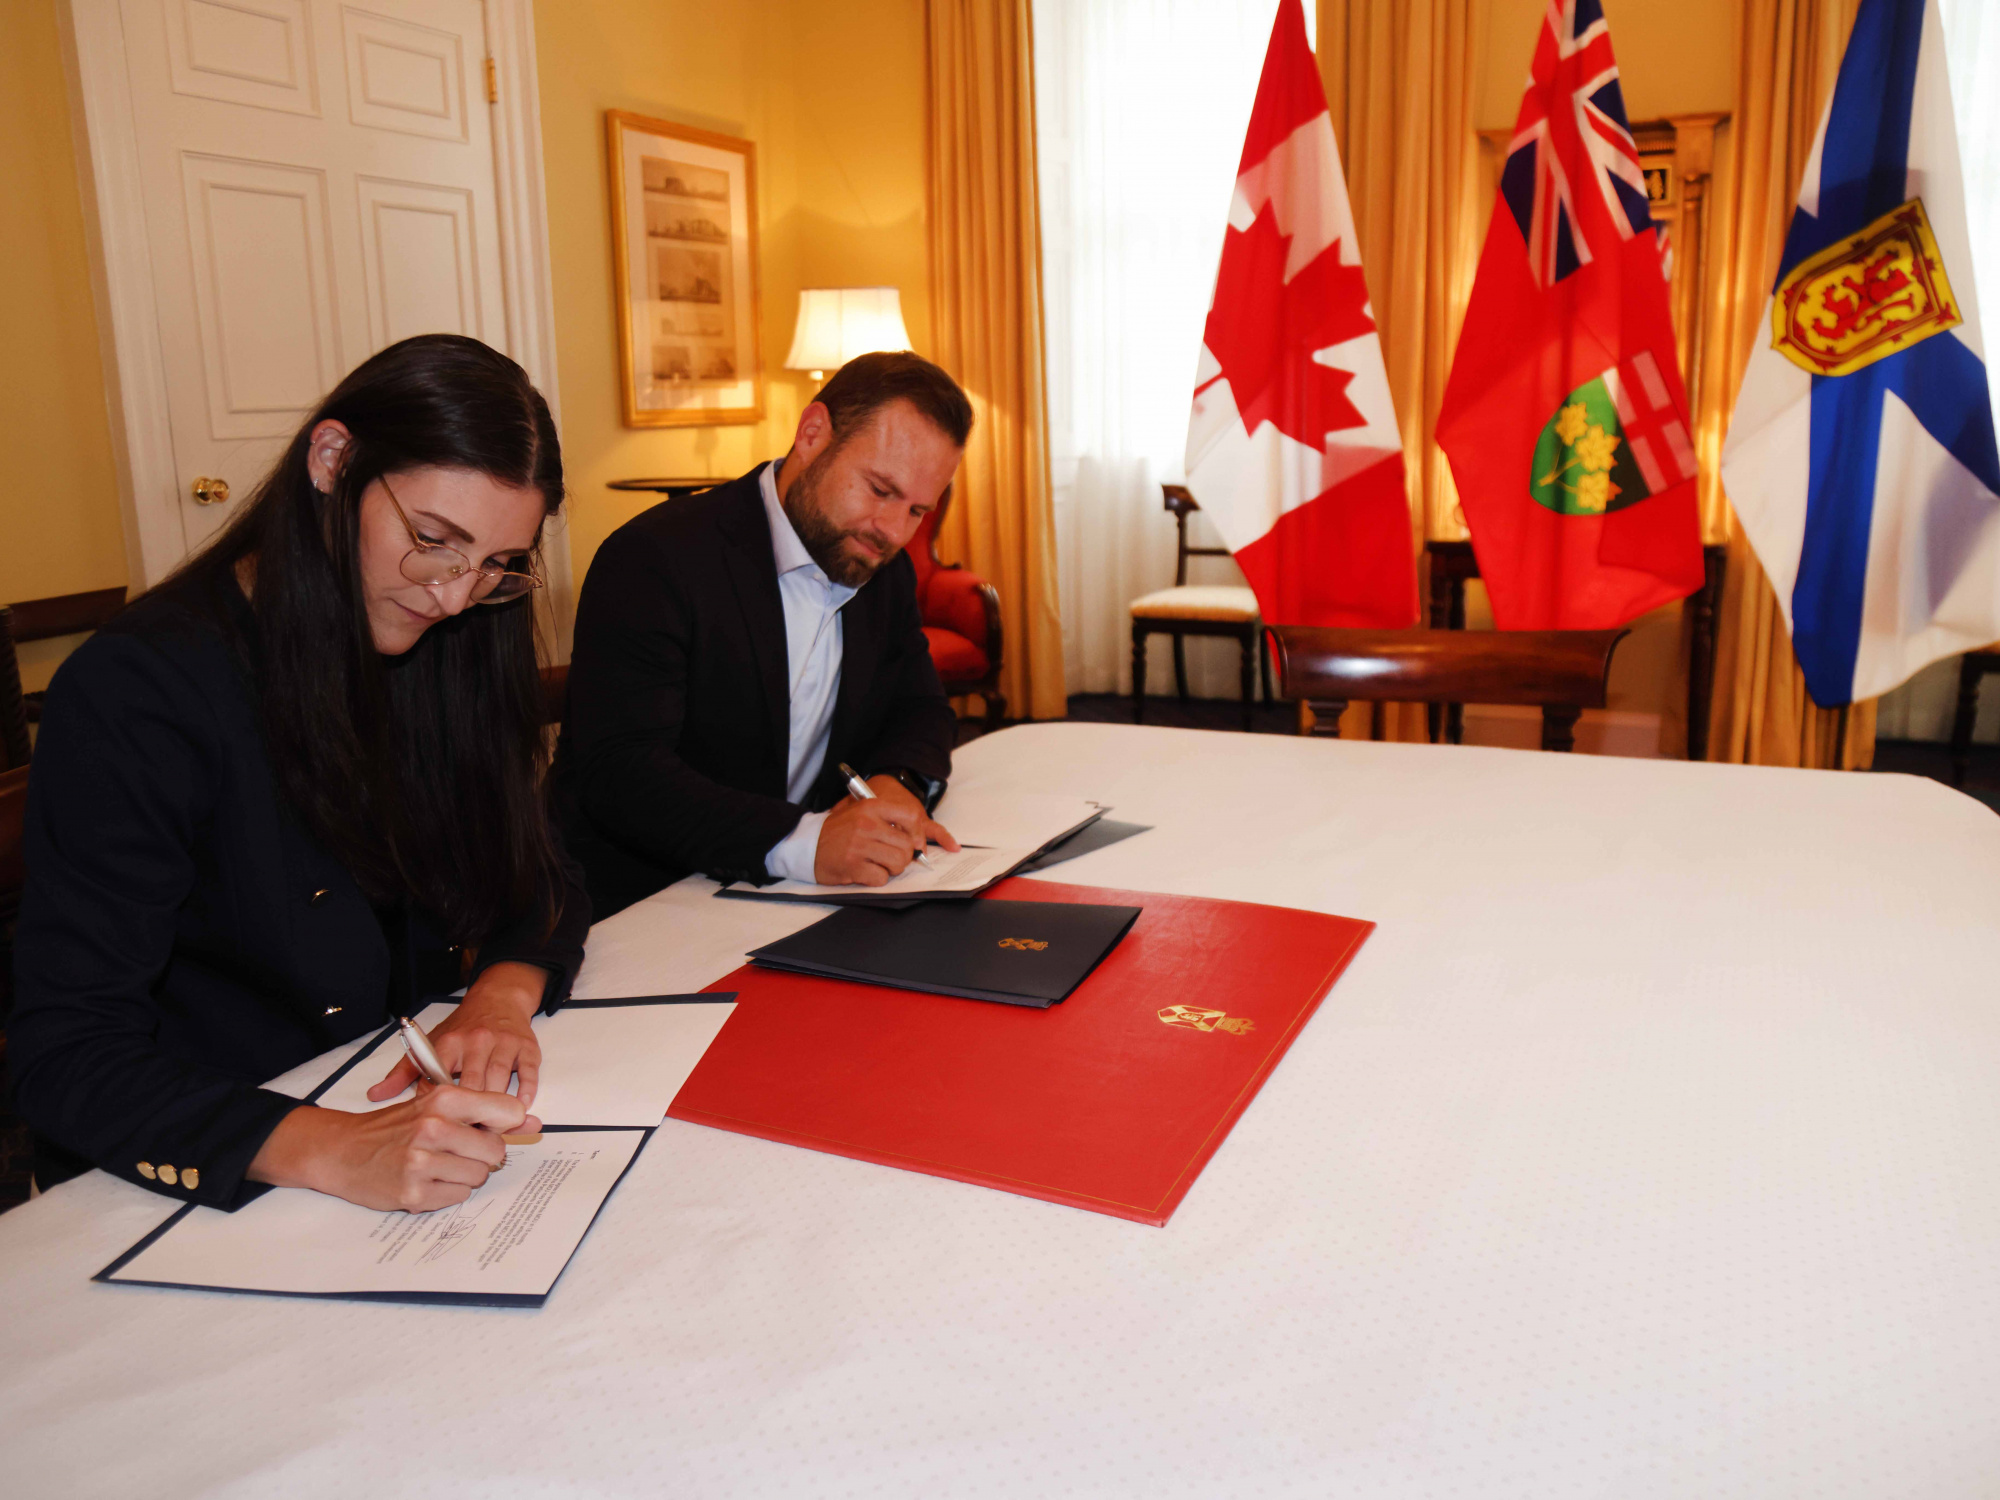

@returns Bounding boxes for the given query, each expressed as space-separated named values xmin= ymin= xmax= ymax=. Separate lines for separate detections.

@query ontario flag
xmin=1436 ymin=0 xmax=1703 ymax=628
xmin=1183 ymin=0 xmax=1414 ymax=628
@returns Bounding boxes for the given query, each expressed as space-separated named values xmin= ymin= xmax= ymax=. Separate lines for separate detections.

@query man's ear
xmin=792 ymin=401 xmax=835 ymax=464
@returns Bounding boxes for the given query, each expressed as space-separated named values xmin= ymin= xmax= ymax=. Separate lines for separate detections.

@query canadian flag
xmin=1183 ymin=0 xmax=1414 ymax=628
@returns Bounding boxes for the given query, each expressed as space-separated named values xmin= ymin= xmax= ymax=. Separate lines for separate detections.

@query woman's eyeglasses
xmin=379 ymin=476 xmax=542 ymax=605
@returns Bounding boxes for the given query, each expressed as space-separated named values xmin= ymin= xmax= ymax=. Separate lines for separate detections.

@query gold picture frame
xmin=605 ymin=110 xmax=763 ymax=427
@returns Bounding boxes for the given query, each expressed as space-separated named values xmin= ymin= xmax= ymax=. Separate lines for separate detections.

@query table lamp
xmin=783 ymin=287 xmax=913 ymax=382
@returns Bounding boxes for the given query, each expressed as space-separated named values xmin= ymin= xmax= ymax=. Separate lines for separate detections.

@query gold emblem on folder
xmin=997 ymin=938 xmax=1048 ymax=951
xmin=1157 ymin=1004 xmax=1255 ymax=1035
xmin=1771 ymin=198 xmax=1962 ymax=377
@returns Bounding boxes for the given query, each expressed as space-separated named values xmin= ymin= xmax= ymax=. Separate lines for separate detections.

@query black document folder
xmin=746 ymin=897 xmax=1142 ymax=1008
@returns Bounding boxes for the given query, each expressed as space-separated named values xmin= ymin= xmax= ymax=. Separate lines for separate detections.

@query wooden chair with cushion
xmin=1949 ymin=644 xmax=2000 ymax=788
xmin=1130 ymin=485 xmax=1273 ymax=732
xmin=1268 ymin=625 xmax=1630 ymax=752
xmin=907 ymin=492 xmax=1006 ymax=733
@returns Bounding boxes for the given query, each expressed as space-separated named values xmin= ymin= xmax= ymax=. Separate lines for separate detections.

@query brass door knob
xmin=191 ymin=476 xmax=230 ymax=505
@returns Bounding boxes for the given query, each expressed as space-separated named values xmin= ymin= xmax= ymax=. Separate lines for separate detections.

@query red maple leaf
xmin=1199 ymin=205 xmax=1377 ymax=448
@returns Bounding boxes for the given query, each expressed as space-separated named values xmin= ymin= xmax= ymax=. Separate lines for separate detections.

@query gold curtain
xmin=1315 ymin=0 xmax=1485 ymax=741
xmin=925 ymin=0 xmax=1067 ymax=721
xmin=1701 ymin=0 xmax=1874 ymax=767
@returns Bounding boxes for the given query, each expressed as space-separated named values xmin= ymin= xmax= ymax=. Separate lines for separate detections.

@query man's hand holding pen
xmin=814 ymin=772 xmax=960 ymax=886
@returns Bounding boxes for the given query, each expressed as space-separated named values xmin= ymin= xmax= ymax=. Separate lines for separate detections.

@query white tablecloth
xmin=7 ymin=723 xmax=2000 ymax=1498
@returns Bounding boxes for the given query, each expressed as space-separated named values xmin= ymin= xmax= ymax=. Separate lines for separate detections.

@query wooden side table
xmin=606 ymin=478 xmax=725 ymax=498
xmin=1423 ymin=540 xmax=1727 ymax=760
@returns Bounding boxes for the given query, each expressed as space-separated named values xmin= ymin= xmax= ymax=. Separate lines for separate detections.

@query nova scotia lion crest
xmin=1772 ymin=199 xmax=1963 ymax=377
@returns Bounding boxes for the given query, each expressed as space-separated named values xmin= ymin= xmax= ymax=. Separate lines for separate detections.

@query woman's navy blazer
xmin=6 ymin=581 xmax=589 ymax=1208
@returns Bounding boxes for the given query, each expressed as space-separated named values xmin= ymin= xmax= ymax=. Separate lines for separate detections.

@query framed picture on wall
xmin=605 ymin=110 xmax=762 ymax=427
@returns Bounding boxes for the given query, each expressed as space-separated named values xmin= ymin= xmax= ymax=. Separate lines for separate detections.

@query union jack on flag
xmin=1500 ymin=0 xmax=1654 ymax=288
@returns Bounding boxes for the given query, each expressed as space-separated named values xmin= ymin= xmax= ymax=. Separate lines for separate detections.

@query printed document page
xmin=930 ymin=790 xmax=1105 ymax=853
xmin=312 ymin=999 xmax=735 ymax=1126
xmin=103 ymin=1130 xmax=645 ymax=1301
xmin=723 ymin=842 xmax=1029 ymax=901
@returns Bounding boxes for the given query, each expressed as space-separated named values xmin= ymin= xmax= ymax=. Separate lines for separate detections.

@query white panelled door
xmin=116 ymin=0 xmax=507 ymax=557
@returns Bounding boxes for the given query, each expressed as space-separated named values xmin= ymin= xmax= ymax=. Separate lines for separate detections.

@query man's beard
xmin=783 ymin=450 xmax=896 ymax=587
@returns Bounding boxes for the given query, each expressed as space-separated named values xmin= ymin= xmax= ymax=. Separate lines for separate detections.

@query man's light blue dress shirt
xmin=761 ymin=461 xmax=858 ymax=881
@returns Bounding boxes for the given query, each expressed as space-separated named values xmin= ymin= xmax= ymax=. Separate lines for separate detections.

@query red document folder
xmin=669 ymin=878 xmax=1374 ymax=1225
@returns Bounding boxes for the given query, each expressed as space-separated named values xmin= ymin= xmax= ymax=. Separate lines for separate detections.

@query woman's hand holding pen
xmin=245 ymin=962 xmax=552 ymax=1211
xmin=248 ymin=1087 xmax=537 ymax=1212
xmin=366 ymin=960 xmax=547 ymax=1109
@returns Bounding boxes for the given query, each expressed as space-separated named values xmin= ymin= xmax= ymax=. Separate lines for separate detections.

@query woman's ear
xmin=305 ymin=420 xmax=353 ymax=494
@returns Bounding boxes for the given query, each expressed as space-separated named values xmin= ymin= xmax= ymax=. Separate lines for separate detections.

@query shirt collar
xmin=759 ymin=460 xmax=819 ymax=579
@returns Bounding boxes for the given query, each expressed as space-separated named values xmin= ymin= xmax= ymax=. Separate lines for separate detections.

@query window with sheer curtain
xmin=1034 ymin=0 xmax=1298 ymax=698
xmin=1941 ymin=0 xmax=1998 ymax=388
xmin=1874 ymin=0 xmax=2000 ymax=739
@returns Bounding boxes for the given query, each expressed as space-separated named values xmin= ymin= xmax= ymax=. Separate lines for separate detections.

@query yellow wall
xmin=0 ymin=0 xmax=127 ymax=631
xmin=534 ymin=0 xmax=932 ymax=582
xmin=0 ymin=0 xmax=933 ymax=683
xmin=1478 ymin=0 xmax=1737 ymax=130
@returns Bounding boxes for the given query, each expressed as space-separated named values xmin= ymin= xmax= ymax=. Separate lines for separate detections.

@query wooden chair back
xmin=1268 ymin=625 xmax=1629 ymax=752
xmin=1160 ymin=485 xmax=1232 ymax=587
xmin=0 ymin=609 xmax=30 ymax=772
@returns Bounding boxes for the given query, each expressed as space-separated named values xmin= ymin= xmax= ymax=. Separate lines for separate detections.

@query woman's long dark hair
xmin=173 ymin=334 xmax=566 ymax=945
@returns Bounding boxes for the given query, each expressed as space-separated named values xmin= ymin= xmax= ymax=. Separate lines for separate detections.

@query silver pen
xmin=396 ymin=1014 xmax=537 ymax=1147
xmin=837 ymin=761 xmax=936 ymax=869
xmin=396 ymin=1014 xmax=453 ymax=1087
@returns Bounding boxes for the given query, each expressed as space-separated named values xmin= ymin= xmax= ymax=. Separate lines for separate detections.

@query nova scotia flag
xmin=1723 ymin=0 xmax=2000 ymax=708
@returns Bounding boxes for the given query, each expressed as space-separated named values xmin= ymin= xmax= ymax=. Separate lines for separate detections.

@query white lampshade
xmin=783 ymin=287 xmax=913 ymax=378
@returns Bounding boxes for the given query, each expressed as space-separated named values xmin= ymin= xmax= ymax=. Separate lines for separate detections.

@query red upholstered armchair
xmin=906 ymin=490 xmax=1006 ymax=732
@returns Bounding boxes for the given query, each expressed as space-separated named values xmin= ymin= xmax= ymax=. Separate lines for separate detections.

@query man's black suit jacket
xmin=553 ymin=464 xmax=956 ymax=918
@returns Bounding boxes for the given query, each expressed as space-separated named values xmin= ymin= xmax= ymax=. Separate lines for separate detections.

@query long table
xmin=7 ymin=723 xmax=2000 ymax=1496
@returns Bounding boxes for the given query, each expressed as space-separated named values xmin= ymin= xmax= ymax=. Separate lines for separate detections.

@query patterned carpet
xmin=1 ymin=709 xmax=1985 ymax=1215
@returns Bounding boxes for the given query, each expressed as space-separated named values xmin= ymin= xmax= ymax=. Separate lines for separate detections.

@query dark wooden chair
xmin=1268 ymin=625 xmax=1629 ymax=752
xmin=1948 ymin=645 xmax=2000 ymax=787
xmin=1130 ymin=484 xmax=1273 ymax=732
xmin=1425 ymin=540 xmax=1726 ymax=758
xmin=11 ymin=586 xmax=128 ymax=729
xmin=0 ymin=609 xmax=30 ymax=772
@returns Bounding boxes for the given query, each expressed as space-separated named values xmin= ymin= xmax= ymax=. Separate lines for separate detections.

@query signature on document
xmin=416 ymin=1197 xmax=496 ymax=1264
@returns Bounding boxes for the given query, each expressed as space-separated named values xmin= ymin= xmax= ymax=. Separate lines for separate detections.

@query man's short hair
xmin=814 ymin=351 xmax=974 ymax=450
